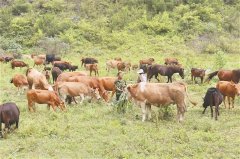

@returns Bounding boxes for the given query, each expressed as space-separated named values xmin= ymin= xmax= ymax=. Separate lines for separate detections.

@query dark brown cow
xmin=117 ymin=62 xmax=131 ymax=72
xmin=191 ymin=68 xmax=206 ymax=84
xmin=0 ymin=102 xmax=20 ymax=138
xmin=202 ymin=87 xmax=223 ymax=120
xmin=11 ymin=60 xmax=28 ymax=69
xmin=139 ymin=58 xmax=154 ymax=65
xmin=52 ymin=67 xmax=62 ymax=83
xmin=216 ymin=81 xmax=240 ymax=109
xmin=27 ymin=89 xmax=65 ymax=112
xmin=81 ymin=57 xmax=98 ymax=67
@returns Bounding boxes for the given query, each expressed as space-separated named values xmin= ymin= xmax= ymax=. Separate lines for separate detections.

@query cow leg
xmin=191 ymin=75 xmax=193 ymax=82
xmin=154 ymin=74 xmax=159 ymax=82
xmin=223 ymin=96 xmax=226 ymax=108
xmin=210 ymin=106 xmax=213 ymax=118
xmin=202 ymin=107 xmax=207 ymax=114
xmin=201 ymin=77 xmax=203 ymax=84
xmin=215 ymin=105 xmax=218 ymax=120
xmin=227 ymin=96 xmax=231 ymax=109
xmin=140 ymin=103 xmax=147 ymax=122
xmin=28 ymin=101 xmax=34 ymax=112
xmin=0 ymin=118 xmax=2 ymax=138
xmin=146 ymin=104 xmax=152 ymax=120
xmin=47 ymin=104 xmax=50 ymax=110
xmin=80 ymin=94 xmax=84 ymax=104
xmin=232 ymin=97 xmax=235 ymax=109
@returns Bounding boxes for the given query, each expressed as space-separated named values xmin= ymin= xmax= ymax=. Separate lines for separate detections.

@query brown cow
xmin=11 ymin=60 xmax=28 ymax=69
xmin=216 ymin=81 xmax=240 ymax=109
xmin=99 ymin=77 xmax=117 ymax=99
xmin=206 ymin=69 xmax=240 ymax=84
xmin=56 ymin=71 xmax=88 ymax=83
xmin=57 ymin=82 xmax=101 ymax=104
xmin=127 ymin=82 xmax=196 ymax=122
xmin=26 ymin=68 xmax=53 ymax=90
xmin=139 ymin=58 xmax=154 ymax=65
xmin=191 ymin=68 xmax=206 ymax=84
xmin=106 ymin=60 xmax=122 ymax=72
xmin=27 ymin=89 xmax=65 ymax=112
xmin=117 ymin=62 xmax=131 ymax=72
xmin=164 ymin=58 xmax=179 ymax=65
xmin=33 ymin=57 xmax=45 ymax=67
xmin=10 ymin=74 xmax=28 ymax=93
xmin=65 ymin=76 xmax=109 ymax=102
xmin=85 ymin=64 xmax=99 ymax=76
xmin=52 ymin=67 xmax=62 ymax=83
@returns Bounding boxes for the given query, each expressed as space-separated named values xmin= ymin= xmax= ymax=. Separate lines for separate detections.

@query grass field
xmin=1 ymin=52 xmax=240 ymax=158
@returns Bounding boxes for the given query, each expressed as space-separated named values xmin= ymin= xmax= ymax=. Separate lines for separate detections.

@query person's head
xmin=117 ymin=71 xmax=123 ymax=79
xmin=137 ymin=69 xmax=144 ymax=74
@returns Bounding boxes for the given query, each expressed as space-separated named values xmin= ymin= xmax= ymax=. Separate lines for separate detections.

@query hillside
xmin=0 ymin=0 xmax=239 ymax=55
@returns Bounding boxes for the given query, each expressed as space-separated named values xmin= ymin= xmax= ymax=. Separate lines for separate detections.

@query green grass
xmin=1 ymin=52 xmax=240 ymax=158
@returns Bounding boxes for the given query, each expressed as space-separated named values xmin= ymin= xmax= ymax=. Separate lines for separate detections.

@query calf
xmin=11 ymin=60 xmax=28 ymax=69
xmin=191 ymin=68 xmax=206 ymax=84
xmin=216 ymin=81 xmax=240 ymax=109
xmin=57 ymin=82 xmax=101 ymax=104
xmin=202 ymin=87 xmax=223 ymax=120
xmin=85 ymin=64 xmax=99 ymax=76
xmin=4 ymin=56 xmax=14 ymax=63
xmin=10 ymin=74 xmax=28 ymax=93
xmin=69 ymin=65 xmax=78 ymax=71
xmin=27 ymin=89 xmax=65 ymax=112
xmin=0 ymin=102 xmax=20 ymax=138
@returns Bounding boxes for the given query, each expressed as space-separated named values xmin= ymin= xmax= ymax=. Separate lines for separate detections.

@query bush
xmin=214 ymin=51 xmax=226 ymax=69
xmin=12 ymin=2 xmax=31 ymax=16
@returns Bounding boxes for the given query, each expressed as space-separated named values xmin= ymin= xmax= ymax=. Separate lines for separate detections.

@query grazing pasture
xmin=0 ymin=52 xmax=240 ymax=158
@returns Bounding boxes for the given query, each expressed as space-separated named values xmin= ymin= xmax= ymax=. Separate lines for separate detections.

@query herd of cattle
xmin=0 ymin=53 xmax=240 ymax=138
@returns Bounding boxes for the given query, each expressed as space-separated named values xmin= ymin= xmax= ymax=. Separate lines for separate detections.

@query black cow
xmin=54 ymin=63 xmax=72 ymax=71
xmin=81 ymin=57 xmax=98 ymax=67
xmin=202 ymin=87 xmax=223 ymax=120
xmin=69 ymin=65 xmax=78 ymax=72
xmin=0 ymin=102 xmax=20 ymax=138
xmin=4 ymin=57 xmax=14 ymax=63
xmin=52 ymin=67 xmax=62 ymax=83
xmin=46 ymin=54 xmax=55 ymax=64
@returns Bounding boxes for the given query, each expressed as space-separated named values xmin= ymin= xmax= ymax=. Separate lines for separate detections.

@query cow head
xmin=90 ymin=88 xmax=101 ymax=100
xmin=234 ymin=83 xmax=240 ymax=96
xmin=179 ymin=68 xmax=184 ymax=79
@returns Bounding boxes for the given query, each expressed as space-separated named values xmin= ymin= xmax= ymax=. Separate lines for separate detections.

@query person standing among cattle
xmin=114 ymin=71 xmax=126 ymax=101
xmin=137 ymin=69 xmax=147 ymax=83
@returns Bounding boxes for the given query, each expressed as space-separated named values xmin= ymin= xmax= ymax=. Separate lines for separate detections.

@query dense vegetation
xmin=0 ymin=0 xmax=239 ymax=55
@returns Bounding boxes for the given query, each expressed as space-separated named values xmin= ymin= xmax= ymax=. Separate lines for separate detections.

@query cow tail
xmin=205 ymin=71 xmax=219 ymax=83
xmin=182 ymin=83 xmax=197 ymax=108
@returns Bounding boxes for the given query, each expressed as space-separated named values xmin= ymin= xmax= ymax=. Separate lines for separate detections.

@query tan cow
xmin=106 ymin=60 xmax=122 ymax=72
xmin=56 ymin=71 xmax=88 ymax=83
xmin=216 ymin=81 xmax=240 ymax=109
xmin=164 ymin=58 xmax=179 ymax=65
xmin=10 ymin=74 xmax=28 ymax=93
xmin=26 ymin=68 xmax=53 ymax=91
xmin=57 ymin=82 xmax=101 ymax=104
xmin=33 ymin=57 xmax=45 ymax=67
xmin=127 ymin=82 xmax=196 ymax=122
xmin=27 ymin=89 xmax=65 ymax=112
